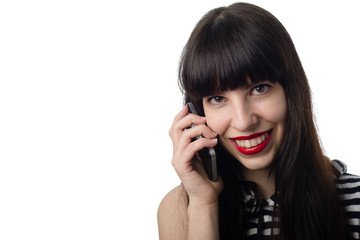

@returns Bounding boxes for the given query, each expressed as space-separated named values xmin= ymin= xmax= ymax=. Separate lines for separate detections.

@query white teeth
xmin=250 ymin=139 xmax=257 ymax=147
xmin=234 ymin=132 xmax=269 ymax=148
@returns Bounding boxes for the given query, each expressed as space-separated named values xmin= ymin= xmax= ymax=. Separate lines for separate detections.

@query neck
xmin=242 ymin=167 xmax=275 ymax=200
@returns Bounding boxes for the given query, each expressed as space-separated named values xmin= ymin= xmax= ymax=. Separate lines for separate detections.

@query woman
xmin=157 ymin=2 xmax=360 ymax=240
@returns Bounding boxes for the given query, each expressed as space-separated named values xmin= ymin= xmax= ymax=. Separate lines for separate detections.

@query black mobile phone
xmin=186 ymin=102 xmax=218 ymax=182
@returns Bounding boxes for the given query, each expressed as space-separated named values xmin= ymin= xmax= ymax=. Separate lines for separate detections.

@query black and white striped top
xmin=242 ymin=160 xmax=360 ymax=239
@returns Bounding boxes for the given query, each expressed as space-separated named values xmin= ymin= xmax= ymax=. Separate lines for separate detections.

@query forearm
xmin=187 ymin=201 xmax=220 ymax=240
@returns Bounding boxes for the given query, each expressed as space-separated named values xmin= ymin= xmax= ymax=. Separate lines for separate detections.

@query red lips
xmin=230 ymin=130 xmax=273 ymax=155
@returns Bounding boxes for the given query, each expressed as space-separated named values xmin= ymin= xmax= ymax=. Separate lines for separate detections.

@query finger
xmin=173 ymin=105 xmax=189 ymax=123
xmin=175 ymin=137 xmax=218 ymax=166
xmin=192 ymin=124 xmax=218 ymax=139
xmin=186 ymin=137 xmax=218 ymax=153
xmin=170 ymin=108 xmax=206 ymax=140
xmin=179 ymin=113 xmax=207 ymax=129
xmin=182 ymin=124 xmax=217 ymax=143
xmin=172 ymin=105 xmax=206 ymax=128
xmin=172 ymin=136 xmax=217 ymax=167
xmin=169 ymin=106 xmax=189 ymax=137
xmin=175 ymin=124 xmax=217 ymax=153
xmin=172 ymin=115 xmax=206 ymax=139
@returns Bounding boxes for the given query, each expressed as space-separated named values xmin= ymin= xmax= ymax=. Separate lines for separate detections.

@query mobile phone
xmin=186 ymin=102 xmax=218 ymax=182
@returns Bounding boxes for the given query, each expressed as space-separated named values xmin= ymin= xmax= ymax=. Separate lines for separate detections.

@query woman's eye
xmin=208 ymin=96 xmax=225 ymax=104
xmin=251 ymin=84 xmax=270 ymax=95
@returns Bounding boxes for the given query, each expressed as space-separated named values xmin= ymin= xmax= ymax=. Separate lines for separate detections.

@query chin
xmin=237 ymin=156 xmax=274 ymax=171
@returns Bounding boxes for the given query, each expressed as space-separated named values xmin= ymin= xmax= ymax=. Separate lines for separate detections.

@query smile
xmin=230 ymin=129 xmax=273 ymax=155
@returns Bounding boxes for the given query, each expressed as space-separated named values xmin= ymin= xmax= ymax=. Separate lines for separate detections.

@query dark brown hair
xmin=178 ymin=2 xmax=350 ymax=240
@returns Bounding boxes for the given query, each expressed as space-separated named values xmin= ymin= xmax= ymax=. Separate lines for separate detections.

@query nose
xmin=230 ymin=101 xmax=259 ymax=132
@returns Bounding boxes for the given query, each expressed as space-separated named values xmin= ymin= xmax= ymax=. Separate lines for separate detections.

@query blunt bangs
xmin=179 ymin=5 xmax=287 ymax=103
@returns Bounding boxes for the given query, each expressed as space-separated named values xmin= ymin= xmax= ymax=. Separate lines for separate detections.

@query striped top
xmin=242 ymin=160 xmax=360 ymax=239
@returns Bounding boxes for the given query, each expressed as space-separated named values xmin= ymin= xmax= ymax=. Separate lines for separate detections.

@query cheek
xmin=204 ymin=111 xmax=229 ymax=135
xmin=257 ymin=93 xmax=287 ymax=124
xmin=273 ymin=98 xmax=287 ymax=124
xmin=268 ymin=102 xmax=287 ymax=123
xmin=206 ymin=115 xmax=223 ymax=134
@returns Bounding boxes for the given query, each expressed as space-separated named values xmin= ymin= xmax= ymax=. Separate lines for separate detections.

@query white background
xmin=0 ymin=0 xmax=359 ymax=239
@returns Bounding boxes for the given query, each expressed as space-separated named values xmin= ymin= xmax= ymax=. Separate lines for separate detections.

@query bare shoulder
xmin=158 ymin=184 xmax=189 ymax=214
xmin=157 ymin=184 xmax=189 ymax=240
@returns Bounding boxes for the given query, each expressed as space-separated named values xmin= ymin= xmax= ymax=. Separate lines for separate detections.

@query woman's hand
xmin=169 ymin=105 xmax=224 ymax=207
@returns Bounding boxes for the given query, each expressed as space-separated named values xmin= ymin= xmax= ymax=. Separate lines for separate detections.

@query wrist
xmin=186 ymin=188 xmax=219 ymax=208
xmin=188 ymin=198 xmax=219 ymax=210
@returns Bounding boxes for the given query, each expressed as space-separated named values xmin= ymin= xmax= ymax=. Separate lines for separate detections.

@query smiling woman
xmin=158 ymin=2 xmax=360 ymax=240
xmin=203 ymin=81 xmax=287 ymax=174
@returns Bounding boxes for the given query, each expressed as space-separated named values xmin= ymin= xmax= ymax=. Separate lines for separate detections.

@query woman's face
xmin=202 ymin=78 xmax=287 ymax=173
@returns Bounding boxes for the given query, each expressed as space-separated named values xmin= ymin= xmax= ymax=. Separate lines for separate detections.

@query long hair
xmin=178 ymin=2 xmax=350 ymax=240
